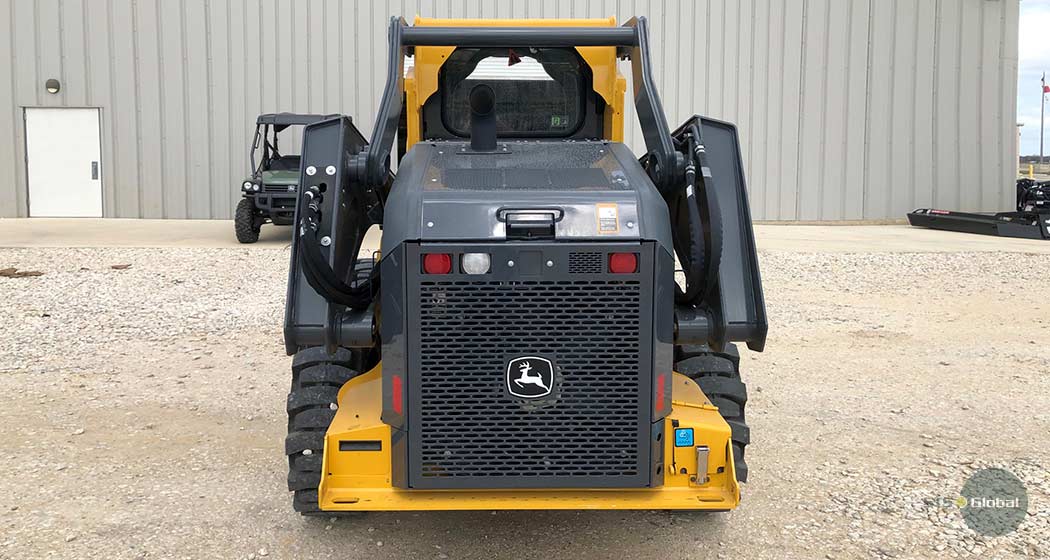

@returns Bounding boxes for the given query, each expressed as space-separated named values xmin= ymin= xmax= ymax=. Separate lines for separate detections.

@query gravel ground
xmin=0 ymin=245 xmax=1048 ymax=559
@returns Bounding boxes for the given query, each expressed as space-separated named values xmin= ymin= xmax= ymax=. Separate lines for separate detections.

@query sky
xmin=1019 ymin=0 xmax=1050 ymax=155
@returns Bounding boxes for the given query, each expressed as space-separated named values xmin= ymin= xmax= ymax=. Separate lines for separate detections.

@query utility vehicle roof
xmin=256 ymin=113 xmax=340 ymax=130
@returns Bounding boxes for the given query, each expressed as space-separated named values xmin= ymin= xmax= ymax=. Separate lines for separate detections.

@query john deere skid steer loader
xmin=282 ymin=16 xmax=767 ymax=514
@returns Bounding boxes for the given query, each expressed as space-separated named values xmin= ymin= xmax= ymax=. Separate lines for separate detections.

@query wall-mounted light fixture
xmin=45 ymin=79 xmax=60 ymax=94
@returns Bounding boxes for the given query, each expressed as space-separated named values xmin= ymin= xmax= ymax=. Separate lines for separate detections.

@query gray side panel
xmin=380 ymin=243 xmax=409 ymax=489
xmin=207 ymin=0 xmax=232 ymax=219
xmin=649 ymin=246 xmax=675 ymax=487
xmin=0 ymin=1 xmax=17 ymax=216
xmin=184 ymin=0 xmax=212 ymax=218
xmin=608 ymin=142 xmax=674 ymax=255
xmin=158 ymin=0 xmax=187 ymax=218
xmin=379 ymin=243 xmax=407 ymax=430
xmin=379 ymin=146 xmax=429 ymax=258
xmin=134 ymin=0 xmax=164 ymax=218
xmin=653 ymin=245 xmax=675 ymax=419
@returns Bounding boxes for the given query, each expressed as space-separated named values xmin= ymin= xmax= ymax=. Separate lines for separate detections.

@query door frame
xmin=22 ymin=106 xmax=105 ymax=217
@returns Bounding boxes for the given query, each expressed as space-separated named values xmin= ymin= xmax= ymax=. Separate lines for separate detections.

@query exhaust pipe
xmin=469 ymin=84 xmax=497 ymax=152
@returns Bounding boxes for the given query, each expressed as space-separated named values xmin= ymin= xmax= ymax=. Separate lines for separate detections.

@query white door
xmin=25 ymin=108 xmax=103 ymax=217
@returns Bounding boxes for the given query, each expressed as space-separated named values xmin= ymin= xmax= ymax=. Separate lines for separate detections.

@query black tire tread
xmin=286 ymin=385 xmax=341 ymax=414
xmin=298 ymin=364 xmax=357 ymax=387
xmin=292 ymin=489 xmax=319 ymax=514
xmin=704 ymin=397 xmax=742 ymax=418
xmin=288 ymin=470 xmax=322 ymax=492
xmin=286 ymin=347 xmax=362 ymax=514
xmin=290 ymin=408 xmax=337 ymax=431
xmin=676 ymin=343 xmax=740 ymax=367
xmin=695 ymin=376 xmax=747 ymax=407
xmin=676 ymin=354 xmax=737 ymax=378
xmin=285 ymin=430 xmax=326 ymax=456
xmin=234 ymin=198 xmax=260 ymax=244
xmin=674 ymin=342 xmax=750 ymax=482
xmin=292 ymin=347 xmax=355 ymax=375
xmin=290 ymin=453 xmax=323 ymax=472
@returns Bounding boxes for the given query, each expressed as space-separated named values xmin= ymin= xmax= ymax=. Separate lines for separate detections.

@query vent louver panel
xmin=410 ymin=278 xmax=649 ymax=488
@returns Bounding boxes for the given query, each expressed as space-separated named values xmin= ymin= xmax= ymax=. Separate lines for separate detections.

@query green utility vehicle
xmin=235 ymin=113 xmax=337 ymax=243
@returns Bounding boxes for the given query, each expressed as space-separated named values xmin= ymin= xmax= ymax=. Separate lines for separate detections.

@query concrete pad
xmin=0 ymin=218 xmax=293 ymax=248
xmin=0 ymin=218 xmax=1048 ymax=254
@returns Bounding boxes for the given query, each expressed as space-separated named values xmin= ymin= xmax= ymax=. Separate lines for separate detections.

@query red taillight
xmin=609 ymin=252 xmax=638 ymax=274
xmin=391 ymin=374 xmax=403 ymax=414
xmin=423 ymin=253 xmax=452 ymax=274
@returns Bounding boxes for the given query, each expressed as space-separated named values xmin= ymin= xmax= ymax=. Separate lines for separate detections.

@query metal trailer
xmin=908 ymin=179 xmax=1050 ymax=240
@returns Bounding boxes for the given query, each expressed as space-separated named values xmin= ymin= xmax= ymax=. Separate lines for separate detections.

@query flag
xmin=1044 ymin=73 xmax=1050 ymax=94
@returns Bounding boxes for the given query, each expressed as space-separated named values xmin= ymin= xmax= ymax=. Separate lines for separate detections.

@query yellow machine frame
xmin=403 ymin=16 xmax=628 ymax=151
xmin=319 ymin=365 xmax=739 ymax=511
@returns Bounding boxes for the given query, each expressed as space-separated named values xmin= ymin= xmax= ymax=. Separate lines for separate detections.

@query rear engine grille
xmin=568 ymin=251 xmax=603 ymax=274
xmin=412 ymin=279 xmax=647 ymax=488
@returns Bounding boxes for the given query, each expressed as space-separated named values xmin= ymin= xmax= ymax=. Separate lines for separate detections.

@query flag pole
xmin=1042 ymin=73 xmax=1047 ymax=165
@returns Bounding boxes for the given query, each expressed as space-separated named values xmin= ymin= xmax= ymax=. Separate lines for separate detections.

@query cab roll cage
xmin=349 ymin=16 xmax=680 ymax=196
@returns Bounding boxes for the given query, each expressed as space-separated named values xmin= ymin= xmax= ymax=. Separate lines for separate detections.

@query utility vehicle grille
xmin=409 ymin=278 xmax=650 ymax=489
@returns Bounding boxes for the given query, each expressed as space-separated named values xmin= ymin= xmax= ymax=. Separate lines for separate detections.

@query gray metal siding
xmin=0 ymin=0 xmax=1020 ymax=220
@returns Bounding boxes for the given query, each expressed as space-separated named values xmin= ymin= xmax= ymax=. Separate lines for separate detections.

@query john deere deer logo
xmin=506 ymin=356 xmax=555 ymax=399
xmin=514 ymin=361 xmax=549 ymax=392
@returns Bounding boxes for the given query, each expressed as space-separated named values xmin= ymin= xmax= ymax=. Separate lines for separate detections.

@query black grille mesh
xmin=414 ymin=279 xmax=645 ymax=485
xmin=568 ymin=251 xmax=604 ymax=274
xmin=440 ymin=168 xmax=620 ymax=191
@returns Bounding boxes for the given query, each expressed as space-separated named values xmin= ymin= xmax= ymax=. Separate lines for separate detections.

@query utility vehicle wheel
xmin=674 ymin=342 xmax=750 ymax=482
xmin=235 ymin=198 xmax=260 ymax=244
xmin=285 ymin=346 xmax=361 ymax=514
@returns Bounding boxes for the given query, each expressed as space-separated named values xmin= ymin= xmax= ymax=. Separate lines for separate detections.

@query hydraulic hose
xmin=689 ymin=121 xmax=723 ymax=302
xmin=297 ymin=187 xmax=377 ymax=310
xmin=671 ymin=122 xmax=724 ymax=305
xmin=673 ymin=132 xmax=706 ymax=304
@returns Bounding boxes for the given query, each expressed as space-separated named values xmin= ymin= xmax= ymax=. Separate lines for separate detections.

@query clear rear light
xmin=461 ymin=253 xmax=491 ymax=274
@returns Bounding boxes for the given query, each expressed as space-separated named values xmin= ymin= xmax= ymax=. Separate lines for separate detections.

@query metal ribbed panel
xmin=568 ymin=251 xmax=604 ymax=274
xmin=0 ymin=0 xmax=1020 ymax=220
xmin=412 ymin=278 xmax=647 ymax=487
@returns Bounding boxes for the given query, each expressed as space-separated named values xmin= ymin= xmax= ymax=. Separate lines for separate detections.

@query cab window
xmin=440 ymin=48 xmax=585 ymax=138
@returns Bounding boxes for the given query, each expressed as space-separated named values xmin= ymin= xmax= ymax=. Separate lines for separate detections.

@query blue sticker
xmin=674 ymin=428 xmax=694 ymax=447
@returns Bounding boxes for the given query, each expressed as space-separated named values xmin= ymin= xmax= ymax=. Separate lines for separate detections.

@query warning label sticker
xmin=596 ymin=203 xmax=620 ymax=234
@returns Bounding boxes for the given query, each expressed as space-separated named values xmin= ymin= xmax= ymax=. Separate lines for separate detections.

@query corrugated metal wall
xmin=0 ymin=0 xmax=1019 ymax=220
